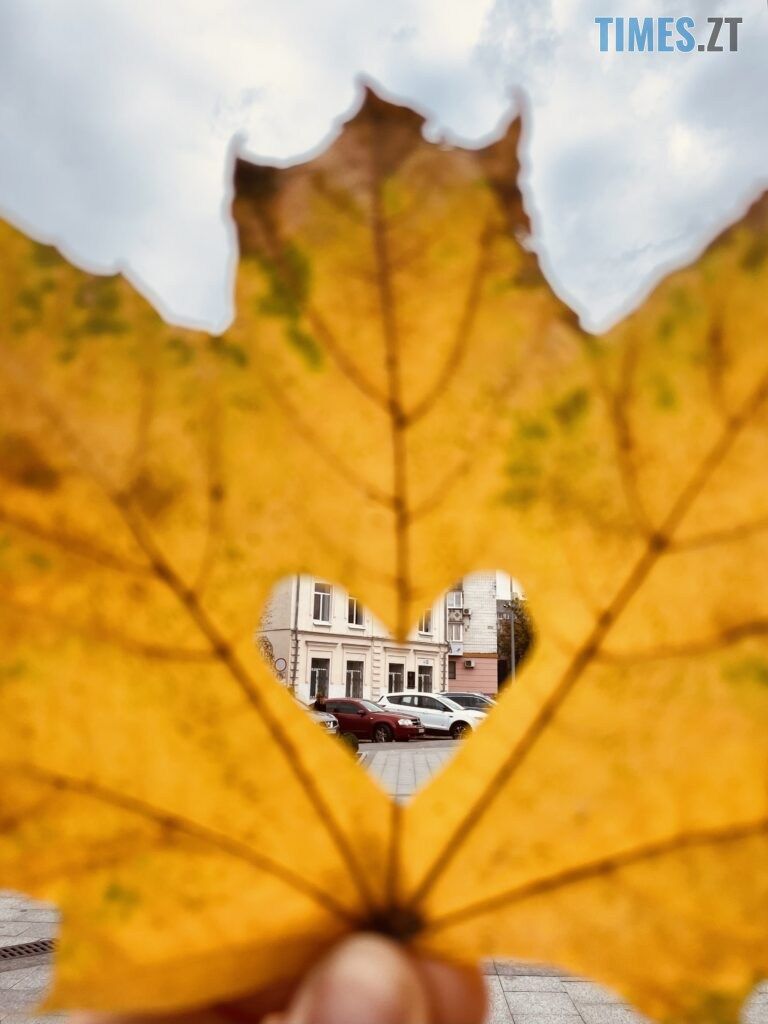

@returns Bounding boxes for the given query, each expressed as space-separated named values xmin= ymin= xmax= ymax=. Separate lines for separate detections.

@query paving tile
xmin=0 ymin=990 xmax=40 ymax=1012
xmin=563 ymin=981 xmax=621 ymax=1004
xmin=502 ymin=991 xmax=580 ymax=1016
xmin=484 ymin=975 xmax=513 ymax=1023
xmin=4 ymin=967 xmax=51 ymax=991
xmin=578 ymin=1005 xmax=646 ymax=1024
xmin=513 ymin=1015 xmax=587 ymax=1024
xmin=501 ymin=975 xmax=566 ymax=992
xmin=495 ymin=961 xmax=567 ymax=978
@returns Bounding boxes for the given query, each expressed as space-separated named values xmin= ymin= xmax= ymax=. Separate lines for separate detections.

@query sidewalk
xmin=363 ymin=743 xmax=768 ymax=1024
xmin=0 ymin=892 xmax=59 ymax=1021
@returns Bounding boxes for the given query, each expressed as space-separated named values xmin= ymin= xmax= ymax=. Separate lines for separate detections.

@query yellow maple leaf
xmin=0 ymin=88 xmax=767 ymax=1021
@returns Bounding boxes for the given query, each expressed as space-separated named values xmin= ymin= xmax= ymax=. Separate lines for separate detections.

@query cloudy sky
xmin=1 ymin=0 xmax=767 ymax=333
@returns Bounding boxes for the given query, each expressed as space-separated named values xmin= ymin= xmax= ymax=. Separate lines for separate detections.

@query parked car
xmin=444 ymin=691 xmax=496 ymax=713
xmin=305 ymin=704 xmax=339 ymax=735
xmin=377 ymin=692 xmax=484 ymax=739
xmin=312 ymin=697 xmax=424 ymax=743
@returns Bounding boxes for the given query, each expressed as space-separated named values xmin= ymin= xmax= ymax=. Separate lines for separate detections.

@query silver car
xmin=309 ymin=707 xmax=339 ymax=734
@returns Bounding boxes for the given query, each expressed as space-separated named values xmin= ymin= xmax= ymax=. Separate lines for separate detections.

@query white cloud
xmin=0 ymin=0 xmax=766 ymax=333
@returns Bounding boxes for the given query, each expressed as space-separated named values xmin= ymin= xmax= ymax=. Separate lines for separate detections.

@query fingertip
xmin=286 ymin=933 xmax=430 ymax=1024
xmin=416 ymin=956 xmax=488 ymax=1024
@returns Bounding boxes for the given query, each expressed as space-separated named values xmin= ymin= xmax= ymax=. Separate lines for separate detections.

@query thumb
xmin=285 ymin=934 xmax=431 ymax=1024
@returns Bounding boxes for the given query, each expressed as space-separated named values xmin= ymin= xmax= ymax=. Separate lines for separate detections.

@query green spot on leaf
xmin=723 ymin=655 xmax=768 ymax=687
xmin=552 ymin=387 xmax=590 ymax=428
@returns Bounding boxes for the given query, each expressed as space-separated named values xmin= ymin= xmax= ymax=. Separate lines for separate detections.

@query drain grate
xmin=0 ymin=939 xmax=55 ymax=973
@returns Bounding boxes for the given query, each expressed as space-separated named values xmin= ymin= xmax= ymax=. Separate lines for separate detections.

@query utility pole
xmin=510 ymin=595 xmax=517 ymax=683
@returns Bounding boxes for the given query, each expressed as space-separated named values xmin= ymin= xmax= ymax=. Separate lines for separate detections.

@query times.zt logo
xmin=596 ymin=16 xmax=743 ymax=52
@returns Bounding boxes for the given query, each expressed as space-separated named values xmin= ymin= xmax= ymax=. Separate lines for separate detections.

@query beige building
xmin=258 ymin=576 xmax=449 ymax=703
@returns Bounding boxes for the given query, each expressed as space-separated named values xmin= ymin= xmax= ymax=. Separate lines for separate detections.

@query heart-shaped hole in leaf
xmin=258 ymin=570 xmax=534 ymax=798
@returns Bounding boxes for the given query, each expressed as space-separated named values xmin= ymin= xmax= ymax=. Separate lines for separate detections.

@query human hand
xmin=74 ymin=934 xmax=487 ymax=1024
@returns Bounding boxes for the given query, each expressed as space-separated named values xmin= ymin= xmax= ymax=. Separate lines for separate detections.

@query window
xmin=328 ymin=701 xmax=358 ymax=714
xmin=313 ymin=582 xmax=331 ymax=622
xmin=447 ymin=590 xmax=464 ymax=609
xmin=417 ymin=665 xmax=433 ymax=692
xmin=345 ymin=661 xmax=364 ymax=698
xmin=388 ymin=663 xmax=404 ymax=692
xmin=387 ymin=694 xmax=405 ymax=705
xmin=418 ymin=609 xmax=432 ymax=634
xmin=347 ymin=596 xmax=364 ymax=626
xmin=448 ymin=660 xmax=456 ymax=680
xmin=407 ymin=670 xmax=416 ymax=689
xmin=417 ymin=694 xmax=441 ymax=710
xmin=309 ymin=658 xmax=330 ymax=698
xmin=448 ymin=622 xmax=463 ymax=643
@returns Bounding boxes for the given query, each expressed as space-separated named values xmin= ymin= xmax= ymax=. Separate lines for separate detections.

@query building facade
xmin=257 ymin=576 xmax=449 ymax=704
xmin=445 ymin=571 xmax=518 ymax=695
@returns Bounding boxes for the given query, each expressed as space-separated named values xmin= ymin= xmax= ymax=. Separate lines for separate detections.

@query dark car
xmin=312 ymin=698 xmax=424 ymax=742
xmin=444 ymin=691 xmax=496 ymax=713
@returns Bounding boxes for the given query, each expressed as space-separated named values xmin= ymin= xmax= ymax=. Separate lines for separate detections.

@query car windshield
xmin=360 ymin=699 xmax=383 ymax=713
xmin=437 ymin=695 xmax=462 ymax=711
xmin=453 ymin=693 xmax=493 ymax=708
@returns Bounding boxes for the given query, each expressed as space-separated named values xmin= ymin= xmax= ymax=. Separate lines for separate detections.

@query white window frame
xmin=418 ymin=609 xmax=433 ymax=634
xmin=347 ymin=595 xmax=364 ymax=628
xmin=417 ymin=664 xmax=434 ymax=692
xmin=313 ymin=581 xmax=331 ymax=623
xmin=388 ymin=663 xmax=405 ymax=692
xmin=309 ymin=657 xmax=330 ymax=698
xmin=345 ymin=660 xmax=365 ymax=698
xmin=447 ymin=590 xmax=464 ymax=609
xmin=448 ymin=621 xmax=463 ymax=643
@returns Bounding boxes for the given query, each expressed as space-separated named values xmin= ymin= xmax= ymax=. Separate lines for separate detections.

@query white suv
xmin=378 ymin=692 xmax=484 ymax=739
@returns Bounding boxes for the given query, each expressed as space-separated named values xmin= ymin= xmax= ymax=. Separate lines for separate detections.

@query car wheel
xmin=339 ymin=732 xmax=360 ymax=754
xmin=373 ymin=724 xmax=393 ymax=743
xmin=450 ymin=721 xmax=471 ymax=740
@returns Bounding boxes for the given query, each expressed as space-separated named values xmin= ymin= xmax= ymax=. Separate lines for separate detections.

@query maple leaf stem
xmin=405 ymin=369 xmax=768 ymax=911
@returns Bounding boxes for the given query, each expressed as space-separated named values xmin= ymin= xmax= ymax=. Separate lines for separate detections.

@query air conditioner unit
xmin=464 ymin=659 xmax=476 ymax=669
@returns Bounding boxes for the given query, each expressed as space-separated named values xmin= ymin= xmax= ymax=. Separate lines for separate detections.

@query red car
xmin=312 ymin=697 xmax=424 ymax=742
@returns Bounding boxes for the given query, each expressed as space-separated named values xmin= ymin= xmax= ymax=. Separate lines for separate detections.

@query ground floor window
xmin=417 ymin=665 xmax=433 ymax=692
xmin=310 ymin=657 xmax=330 ymax=698
xmin=388 ymin=663 xmax=404 ymax=692
xmin=345 ymin=660 xmax=364 ymax=697
xmin=448 ymin=659 xmax=456 ymax=680
xmin=407 ymin=670 xmax=416 ymax=689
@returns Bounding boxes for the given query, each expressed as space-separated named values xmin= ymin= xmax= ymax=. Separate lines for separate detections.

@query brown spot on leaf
xmin=0 ymin=434 xmax=61 ymax=492
xmin=128 ymin=470 xmax=180 ymax=520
